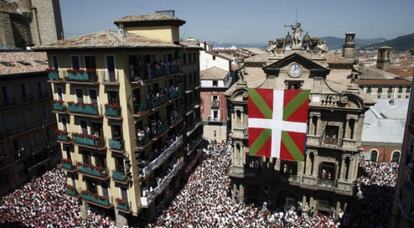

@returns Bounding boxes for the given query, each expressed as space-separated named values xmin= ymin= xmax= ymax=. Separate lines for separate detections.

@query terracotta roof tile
xmin=0 ymin=52 xmax=48 ymax=76
xmin=34 ymin=30 xmax=181 ymax=50
xmin=200 ymin=67 xmax=229 ymax=80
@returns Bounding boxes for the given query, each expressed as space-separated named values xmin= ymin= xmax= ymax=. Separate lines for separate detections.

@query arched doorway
xmin=391 ymin=151 xmax=401 ymax=163
xmin=370 ymin=150 xmax=378 ymax=162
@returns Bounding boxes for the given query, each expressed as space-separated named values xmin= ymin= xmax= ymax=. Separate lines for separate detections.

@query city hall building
xmin=35 ymin=11 xmax=202 ymax=226
xmin=226 ymin=25 xmax=375 ymax=217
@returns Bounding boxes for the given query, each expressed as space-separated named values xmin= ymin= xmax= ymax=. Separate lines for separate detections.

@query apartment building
xmin=0 ymin=51 xmax=58 ymax=196
xmin=35 ymin=11 xmax=202 ymax=225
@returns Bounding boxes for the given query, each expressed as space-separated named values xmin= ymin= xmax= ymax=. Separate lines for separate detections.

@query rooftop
xmin=0 ymin=52 xmax=48 ymax=76
xmin=200 ymin=67 xmax=229 ymax=80
xmin=34 ymin=30 xmax=181 ymax=50
xmin=114 ymin=13 xmax=185 ymax=26
xmin=362 ymin=99 xmax=408 ymax=145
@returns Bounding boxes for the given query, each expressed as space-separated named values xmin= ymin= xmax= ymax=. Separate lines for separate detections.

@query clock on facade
xmin=288 ymin=63 xmax=302 ymax=78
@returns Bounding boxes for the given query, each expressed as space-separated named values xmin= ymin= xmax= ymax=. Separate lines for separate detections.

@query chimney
xmin=377 ymin=46 xmax=392 ymax=71
xmin=342 ymin=33 xmax=355 ymax=58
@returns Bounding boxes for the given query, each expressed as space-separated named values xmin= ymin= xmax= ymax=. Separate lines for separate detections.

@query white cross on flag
xmin=247 ymin=88 xmax=310 ymax=161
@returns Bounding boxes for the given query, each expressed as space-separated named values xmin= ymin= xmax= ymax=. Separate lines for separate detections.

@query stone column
xmin=344 ymin=117 xmax=350 ymax=139
xmin=115 ymin=209 xmax=128 ymax=227
xmin=339 ymin=155 xmax=347 ymax=180
xmin=298 ymin=161 xmax=304 ymax=178
xmin=80 ymin=201 xmax=89 ymax=218
xmin=315 ymin=114 xmax=321 ymax=136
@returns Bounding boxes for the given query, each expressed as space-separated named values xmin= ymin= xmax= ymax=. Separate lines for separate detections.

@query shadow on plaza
xmin=340 ymin=184 xmax=395 ymax=228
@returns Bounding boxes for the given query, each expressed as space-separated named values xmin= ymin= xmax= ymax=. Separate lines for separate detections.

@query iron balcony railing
xmin=141 ymin=136 xmax=183 ymax=179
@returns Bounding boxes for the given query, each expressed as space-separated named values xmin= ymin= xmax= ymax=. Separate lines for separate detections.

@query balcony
xmin=66 ymin=69 xmax=98 ymax=84
xmin=22 ymin=94 xmax=34 ymax=103
xmin=169 ymin=112 xmax=183 ymax=127
xmin=116 ymin=198 xmax=131 ymax=213
xmin=317 ymin=179 xmax=337 ymax=190
xmin=48 ymin=70 xmax=61 ymax=81
xmin=228 ymin=165 xmax=245 ymax=179
xmin=141 ymin=158 xmax=184 ymax=208
xmin=187 ymin=137 xmax=202 ymax=156
xmin=78 ymin=163 xmax=109 ymax=180
xmin=57 ymin=130 xmax=72 ymax=143
xmin=66 ymin=185 xmax=79 ymax=197
xmin=105 ymin=104 xmax=122 ymax=119
xmin=62 ymin=159 xmax=76 ymax=172
xmin=81 ymin=190 xmax=112 ymax=208
xmin=73 ymin=133 xmax=105 ymax=150
xmin=141 ymin=136 xmax=183 ymax=179
xmin=186 ymin=121 xmax=202 ymax=136
xmin=211 ymin=100 xmax=220 ymax=109
xmin=38 ymin=91 xmax=51 ymax=100
xmin=52 ymin=101 xmax=67 ymax=113
xmin=101 ymin=70 xmax=119 ymax=86
xmin=147 ymin=63 xmax=181 ymax=79
xmin=0 ymin=98 xmax=17 ymax=107
xmin=68 ymin=102 xmax=100 ymax=117
xmin=109 ymin=139 xmax=123 ymax=151
xmin=112 ymin=170 xmax=129 ymax=184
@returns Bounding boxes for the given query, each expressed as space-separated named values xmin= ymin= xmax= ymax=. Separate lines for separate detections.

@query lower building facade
xmin=0 ymin=51 xmax=58 ymax=197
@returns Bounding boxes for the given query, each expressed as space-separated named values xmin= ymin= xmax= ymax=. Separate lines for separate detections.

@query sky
xmin=60 ymin=0 xmax=414 ymax=44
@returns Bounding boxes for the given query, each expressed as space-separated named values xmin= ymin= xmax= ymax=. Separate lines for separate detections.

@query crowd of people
xmin=0 ymin=166 xmax=116 ymax=227
xmin=342 ymin=161 xmax=399 ymax=227
xmin=0 ymin=142 xmax=400 ymax=227
xmin=151 ymin=142 xmax=339 ymax=227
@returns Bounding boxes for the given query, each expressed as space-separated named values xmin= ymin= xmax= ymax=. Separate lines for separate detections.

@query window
xmin=286 ymin=80 xmax=303 ymax=89
xmin=183 ymin=54 xmax=187 ymax=64
xmin=21 ymin=84 xmax=27 ymax=97
xmin=106 ymin=55 xmax=115 ymax=72
xmin=349 ymin=119 xmax=355 ymax=139
xmin=2 ymin=86 xmax=11 ymax=99
xmin=377 ymin=86 xmax=382 ymax=93
xmin=89 ymin=90 xmax=97 ymax=104
xmin=193 ymin=53 xmax=197 ymax=63
xmin=407 ymin=87 xmax=411 ymax=93
xmin=387 ymin=86 xmax=393 ymax=94
xmin=86 ymin=181 xmax=96 ymax=193
xmin=84 ymin=56 xmax=96 ymax=70
xmin=213 ymin=80 xmax=218 ymax=87
xmin=324 ymin=125 xmax=339 ymax=145
xmin=56 ymin=87 xmax=63 ymax=101
xmin=121 ymin=188 xmax=128 ymax=201
xmin=70 ymin=56 xmax=80 ymax=70
xmin=213 ymin=55 xmax=216 ymax=60
xmin=370 ymin=150 xmax=378 ymax=162
xmin=52 ymin=56 xmax=58 ymax=70
xmin=398 ymin=86 xmax=403 ymax=93
xmin=367 ymin=86 xmax=372 ymax=94
xmin=213 ymin=110 xmax=218 ymax=119
xmin=37 ymin=81 xmax=43 ymax=94
xmin=392 ymin=151 xmax=401 ymax=163
xmin=75 ymin=89 xmax=83 ymax=103
xmin=80 ymin=120 xmax=88 ymax=134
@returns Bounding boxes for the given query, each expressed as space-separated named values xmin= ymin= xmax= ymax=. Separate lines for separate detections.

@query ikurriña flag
xmin=247 ymin=88 xmax=310 ymax=161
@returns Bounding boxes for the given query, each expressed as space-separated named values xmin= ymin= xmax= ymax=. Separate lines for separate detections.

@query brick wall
xmin=363 ymin=144 xmax=402 ymax=162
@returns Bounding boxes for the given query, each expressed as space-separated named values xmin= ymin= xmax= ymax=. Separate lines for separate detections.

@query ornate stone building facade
xmin=226 ymin=25 xmax=374 ymax=217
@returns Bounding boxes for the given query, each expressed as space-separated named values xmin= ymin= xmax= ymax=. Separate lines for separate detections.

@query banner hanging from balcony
xmin=247 ymin=88 xmax=310 ymax=161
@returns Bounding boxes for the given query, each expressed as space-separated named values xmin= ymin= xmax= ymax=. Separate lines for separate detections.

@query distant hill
xmin=210 ymin=42 xmax=267 ymax=49
xmin=362 ymin=33 xmax=414 ymax=51
xmin=321 ymin=36 xmax=387 ymax=50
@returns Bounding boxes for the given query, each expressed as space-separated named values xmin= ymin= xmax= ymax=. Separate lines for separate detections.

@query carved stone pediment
xmin=262 ymin=53 xmax=330 ymax=77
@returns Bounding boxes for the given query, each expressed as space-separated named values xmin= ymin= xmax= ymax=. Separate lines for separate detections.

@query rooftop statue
xmin=285 ymin=22 xmax=303 ymax=47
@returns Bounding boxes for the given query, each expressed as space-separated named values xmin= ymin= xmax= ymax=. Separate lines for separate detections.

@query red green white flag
xmin=248 ymin=88 xmax=310 ymax=161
